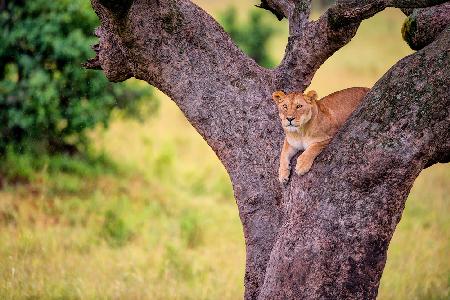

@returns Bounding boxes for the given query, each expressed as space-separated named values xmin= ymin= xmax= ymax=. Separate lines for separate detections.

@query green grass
xmin=0 ymin=2 xmax=449 ymax=300
xmin=378 ymin=165 xmax=450 ymax=300
xmin=0 ymin=137 xmax=243 ymax=299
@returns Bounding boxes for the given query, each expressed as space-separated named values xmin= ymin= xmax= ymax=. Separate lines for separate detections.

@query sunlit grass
xmin=0 ymin=2 xmax=448 ymax=300
xmin=379 ymin=164 xmax=450 ymax=300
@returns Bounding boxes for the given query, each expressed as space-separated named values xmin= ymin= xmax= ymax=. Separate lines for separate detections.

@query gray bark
xmin=260 ymin=27 xmax=450 ymax=300
xmin=402 ymin=3 xmax=450 ymax=50
xmin=85 ymin=0 xmax=450 ymax=299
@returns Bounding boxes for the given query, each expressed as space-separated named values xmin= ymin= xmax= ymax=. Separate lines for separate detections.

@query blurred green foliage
xmin=180 ymin=210 xmax=203 ymax=248
xmin=220 ymin=7 xmax=277 ymax=68
xmin=101 ymin=209 xmax=134 ymax=247
xmin=0 ymin=146 xmax=117 ymax=186
xmin=0 ymin=0 xmax=155 ymax=155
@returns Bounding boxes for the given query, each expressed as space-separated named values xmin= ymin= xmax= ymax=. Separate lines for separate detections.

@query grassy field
xmin=0 ymin=1 xmax=449 ymax=299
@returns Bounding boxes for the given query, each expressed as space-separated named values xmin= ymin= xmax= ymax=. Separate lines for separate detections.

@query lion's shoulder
xmin=318 ymin=87 xmax=369 ymax=125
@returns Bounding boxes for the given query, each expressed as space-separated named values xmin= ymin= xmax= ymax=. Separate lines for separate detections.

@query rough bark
xmin=255 ymin=0 xmax=291 ymax=20
xmin=274 ymin=0 xmax=449 ymax=91
xmin=260 ymin=27 xmax=450 ymax=300
xmin=89 ymin=1 xmax=285 ymax=297
xmin=402 ymin=2 xmax=450 ymax=50
xmin=85 ymin=0 xmax=450 ymax=299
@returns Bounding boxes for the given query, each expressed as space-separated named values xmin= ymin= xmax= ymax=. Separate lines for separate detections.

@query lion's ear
xmin=272 ymin=91 xmax=285 ymax=103
xmin=305 ymin=90 xmax=318 ymax=103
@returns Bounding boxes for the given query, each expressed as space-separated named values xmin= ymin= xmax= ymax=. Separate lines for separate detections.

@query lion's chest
xmin=286 ymin=135 xmax=310 ymax=151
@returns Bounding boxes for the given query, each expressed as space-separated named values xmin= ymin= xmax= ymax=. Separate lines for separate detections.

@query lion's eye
xmin=282 ymin=104 xmax=288 ymax=109
xmin=296 ymin=104 xmax=302 ymax=109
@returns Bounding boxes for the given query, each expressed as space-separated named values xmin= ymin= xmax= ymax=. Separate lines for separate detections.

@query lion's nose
xmin=286 ymin=117 xmax=294 ymax=122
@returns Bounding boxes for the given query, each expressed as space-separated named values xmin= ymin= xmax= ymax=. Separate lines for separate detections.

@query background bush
xmin=0 ymin=0 xmax=155 ymax=155
xmin=220 ymin=7 xmax=277 ymax=68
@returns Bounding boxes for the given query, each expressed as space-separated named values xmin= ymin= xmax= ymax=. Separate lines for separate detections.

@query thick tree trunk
xmin=260 ymin=27 xmax=450 ymax=299
xmin=85 ymin=0 xmax=450 ymax=299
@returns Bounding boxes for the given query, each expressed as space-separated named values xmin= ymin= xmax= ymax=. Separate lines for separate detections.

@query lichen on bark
xmin=161 ymin=0 xmax=184 ymax=34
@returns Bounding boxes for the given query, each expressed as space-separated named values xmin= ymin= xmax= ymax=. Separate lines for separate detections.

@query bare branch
xmin=289 ymin=0 xmax=312 ymax=35
xmin=328 ymin=0 xmax=449 ymax=28
xmin=275 ymin=0 xmax=450 ymax=91
xmin=256 ymin=0 xmax=289 ymax=20
xmin=256 ymin=0 xmax=312 ymax=31
xmin=256 ymin=0 xmax=294 ymax=20
xmin=385 ymin=0 xmax=450 ymax=8
xmin=274 ymin=17 xmax=359 ymax=92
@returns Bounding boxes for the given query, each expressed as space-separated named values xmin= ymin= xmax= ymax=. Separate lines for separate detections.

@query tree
xmin=0 ymin=0 xmax=153 ymax=155
xmin=84 ymin=0 xmax=450 ymax=299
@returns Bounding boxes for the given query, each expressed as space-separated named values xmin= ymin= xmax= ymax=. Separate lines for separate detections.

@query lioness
xmin=273 ymin=87 xmax=369 ymax=184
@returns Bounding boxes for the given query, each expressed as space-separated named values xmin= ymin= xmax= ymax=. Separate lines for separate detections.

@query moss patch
xmin=401 ymin=14 xmax=419 ymax=50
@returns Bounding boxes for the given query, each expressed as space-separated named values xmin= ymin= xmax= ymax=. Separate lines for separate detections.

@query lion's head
xmin=272 ymin=90 xmax=318 ymax=132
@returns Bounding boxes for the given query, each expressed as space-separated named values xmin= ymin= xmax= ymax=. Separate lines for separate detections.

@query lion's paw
xmin=278 ymin=167 xmax=290 ymax=184
xmin=295 ymin=158 xmax=312 ymax=175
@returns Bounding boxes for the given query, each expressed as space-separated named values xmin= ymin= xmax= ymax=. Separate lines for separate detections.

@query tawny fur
xmin=273 ymin=87 xmax=370 ymax=183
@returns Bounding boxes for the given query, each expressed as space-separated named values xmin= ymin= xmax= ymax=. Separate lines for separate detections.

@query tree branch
xmin=256 ymin=0 xmax=294 ymax=20
xmin=260 ymin=27 xmax=450 ymax=299
xmin=256 ymin=0 xmax=289 ymax=20
xmin=275 ymin=0 xmax=449 ymax=91
xmin=290 ymin=0 xmax=312 ymax=35
xmin=402 ymin=3 xmax=450 ymax=50
xmin=328 ymin=0 xmax=448 ymax=28
xmin=386 ymin=0 xmax=450 ymax=8
xmin=87 ymin=0 xmax=287 ymax=298
xmin=256 ymin=0 xmax=313 ymax=32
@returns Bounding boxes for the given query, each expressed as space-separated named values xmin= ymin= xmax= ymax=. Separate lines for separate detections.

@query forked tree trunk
xmin=85 ymin=0 xmax=450 ymax=299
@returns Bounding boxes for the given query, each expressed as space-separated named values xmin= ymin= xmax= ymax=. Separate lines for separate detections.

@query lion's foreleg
xmin=295 ymin=139 xmax=330 ymax=175
xmin=279 ymin=139 xmax=298 ymax=184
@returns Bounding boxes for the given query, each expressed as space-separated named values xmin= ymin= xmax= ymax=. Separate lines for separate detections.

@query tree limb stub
xmin=256 ymin=0 xmax=287 ymax=21
xmin=82 ymin=43 xmax=102 ymax=69
xmin=402 ymin=3 xmax=450 ymax=50
xmin=256 ymin=0 xmax=294 ymax=20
